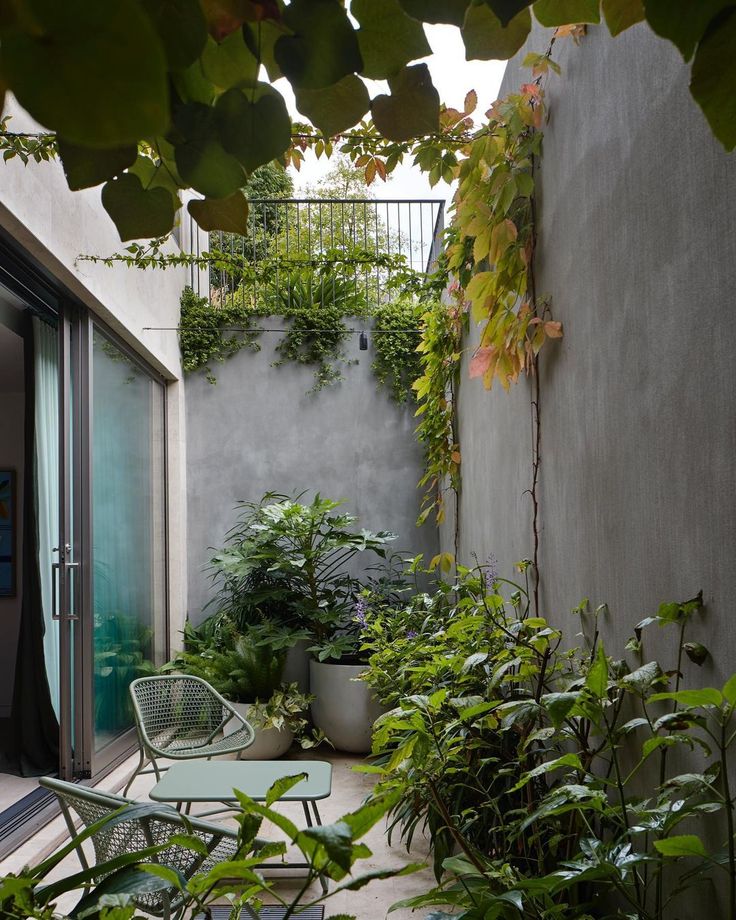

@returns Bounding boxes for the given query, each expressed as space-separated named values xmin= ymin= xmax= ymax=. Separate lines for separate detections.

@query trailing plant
xmin=362 ymin=559 xmax=736 ymax=918
xmin=371 ymin=295 xmax=424 ymax=404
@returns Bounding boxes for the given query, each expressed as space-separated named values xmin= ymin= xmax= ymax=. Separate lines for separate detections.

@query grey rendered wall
xmin=446 ymin=22 xmax=736 ymax=733
xmin=185 ymin=324 xmax=438 ymax=621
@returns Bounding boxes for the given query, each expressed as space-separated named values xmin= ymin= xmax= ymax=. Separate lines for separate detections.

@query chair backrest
xmin=129 ymin=675 xmax=229 ymax=744
xmin=39 ymin=776 xmax=234 ymax=916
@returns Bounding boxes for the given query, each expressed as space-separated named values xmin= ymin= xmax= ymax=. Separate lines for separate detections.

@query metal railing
xmin=188 ymin=198 xmax=445 ymax=311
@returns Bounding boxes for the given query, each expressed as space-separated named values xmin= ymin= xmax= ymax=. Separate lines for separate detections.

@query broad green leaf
xmin=174 ymin=102 xmax=246 ymax=197
xmin=216 ymin=84 xmax=292 ymax=172
xmin=142 ymin=0 xmax=208 ymax=70
xmin=691 ymin=8 xmax=736 ymax=152
xmin=619 ymin=661 xmax=664 ymax=697
xmin=69 ymin=864 xmax=177 ymax=918
xmin=101 ymin=173 xmax=176 ymax=241
xmin=511 ymin=752 xmax=583 ymax=792
xmin=397 ymin=0 xmax=469 ymax=25
xmin=462 ymin=4 xmax=531 ymax=60
xmin=188 ymin=191 xmax=249 ymax=232
xmin=295 ymin=75 xmax=370 ymax=137
xmin=371 ymin=63 xmax=440 ymax=141
xmin=683 ymin=642 xmax=709 ymax=666
xmin=643 ymin=0 xmax=732 ymax=61
xmin=200 ymin=30 xmax=259 ymax=89
xmin=57 ymin=139 xmax=137 ymax=191
xmin=649 ymin=688 xmax=723 ymax=708
xmin=172 ymin=59 xmax=217 ymax=104
xmin=243 ymin=17 xmax=285 ymax=82
xmin=601 ymin=0 xmax=644 ymax=35
xmin=542 ymin=691 xmax=579 ymax=727
xmin=485 ymin=1 xmax=533 ymax=26
xmin=199 ymin=0 xmax=279 ymax=42
xmin=654 ymin=835 xmax=708 ymax=858
xmin=275 ymin=0 xmax=362 ymax=89
xmin=1 ymin=0 xmax=169 ymax=147
xmin=533 ymin=0 xmax=600 ymax=26
xmin=586 ymin=643 xmax=608 ymax=698
xmin=265 ymin=771 xmax=307 ymax=806
xmin=342 ymin=790 xmax=401 ymax=838
xmin=723 ymin=673 xmax=736 ymax=705
xmin=300 ymin=820 xmax=353 ymax=872
xmin=353 ymin=0 xmax=431 ymax=79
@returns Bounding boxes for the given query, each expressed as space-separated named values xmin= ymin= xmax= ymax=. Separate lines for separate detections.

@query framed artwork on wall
xmin=0 ymin=469 xmax=16 ymax=597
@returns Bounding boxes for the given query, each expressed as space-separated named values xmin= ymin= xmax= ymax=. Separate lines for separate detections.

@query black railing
xmin=188 ymin=198 xmax=445 ymax=311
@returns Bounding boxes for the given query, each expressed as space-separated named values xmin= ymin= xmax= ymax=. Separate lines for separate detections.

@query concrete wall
xmin=185 ymin=324 xmax=438 ymax=621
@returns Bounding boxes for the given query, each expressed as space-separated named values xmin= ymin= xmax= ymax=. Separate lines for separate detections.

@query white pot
xmin=309 ymin=660 xmax=385 ymax=754
xmin=282 ymin=639 xmax=311 ymax=693
xmin=224 ymin=701 xmax=294 ymax=759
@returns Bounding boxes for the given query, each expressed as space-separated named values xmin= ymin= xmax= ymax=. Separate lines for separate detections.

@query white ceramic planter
xmin=309 ymin=660 xmax=385 ymax=754
xmin=224 ymin=701 xmax=294 ymax=759
xmin=282 ymin=639 xmax=311 ymax=693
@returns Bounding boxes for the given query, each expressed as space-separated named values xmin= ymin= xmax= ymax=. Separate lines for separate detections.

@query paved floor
xmin=0 ymin=747 xmax=434 ymax=919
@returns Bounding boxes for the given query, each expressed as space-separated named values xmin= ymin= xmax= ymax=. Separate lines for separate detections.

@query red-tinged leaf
xmin=469 ymin=346 xmax=494 ymax=378
xmin=521 ymin=82 xmax=541 ymax=96
xmin=450 ymin=450 xmax=461 ymax=464
xmin=489 ymin=218 xmax=518 ymax=264
xmin=464 ymin=89 xmax=478 ymax=115
xmin=200 ymin=0 xmax=279 ymax=41
xmin=543 ymin=320 xmax=563 ymax=338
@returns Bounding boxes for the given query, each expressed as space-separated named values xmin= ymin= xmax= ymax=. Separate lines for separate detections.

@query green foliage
xmin=361 ymin=560 xmax=736 ymax=918
xmin=371 ymin=296 xmax=424 ymax=404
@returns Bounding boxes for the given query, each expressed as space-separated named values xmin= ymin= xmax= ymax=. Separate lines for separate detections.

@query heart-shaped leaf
xmin=601 ymin=0 xmax=644 ymax=35
xmin=200 ymin=0 xmax=280 ymax=41
xmin=533 ymin=0 xmax=600 ymax=26
xmin=216 ymin=84 xmax=291 ymax=172
xmin=174 ymin=103 xmax=246 ymax=197
xmin=462 ymin=4 xmax=532 ymax=60
xmin=353 ymin=0 xmax=431 ymax=79
xmin=101 ymin=173 xmax=176 ymax=241
xmin=1 ymin=0 xmax=169 ymax=147
xmin=371 ymin=63 xmax=440 ymax=141
xmin=484 ymin=1 xmax=533 ymax=26
xmin=643 ymin=0 xmax=732 ymax=61
xmin=275 ymin=0 xmax=362 ymax=89
xmin=397 ymin=0 xmax=469 ymax=25
xmin=295 ymin=75 xmax=370 ymax=137
xmin=691 ymin=7 xmax=736 ymax=151
xmin=200 ymin=30 xmax=259 ymax=89
xmin=142 ymin=0 xmax=208 ymax=70
xmin=57 ymin=139 xmax=137 ymax=191
xmin=188 ymin=191 xmax=249 ymax=232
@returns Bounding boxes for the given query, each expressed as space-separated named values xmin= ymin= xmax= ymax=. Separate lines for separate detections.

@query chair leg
xmin=123 ymin=749 xmax=146 ymax=797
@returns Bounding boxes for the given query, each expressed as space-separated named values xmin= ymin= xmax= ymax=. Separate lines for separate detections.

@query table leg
xmin=302 ymin=800 xmax=328 ymax=895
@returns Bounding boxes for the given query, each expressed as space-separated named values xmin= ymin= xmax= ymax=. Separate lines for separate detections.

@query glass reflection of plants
xmin=94 ymin=613 xmax=155 ymax=736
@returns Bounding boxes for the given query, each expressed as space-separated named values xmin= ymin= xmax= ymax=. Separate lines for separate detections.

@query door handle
xmin=51 ymin=559 xmax=80 ymax=622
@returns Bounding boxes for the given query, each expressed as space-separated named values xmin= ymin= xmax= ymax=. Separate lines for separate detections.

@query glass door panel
xmin=90 ymin=327 xmax=166 ymax=754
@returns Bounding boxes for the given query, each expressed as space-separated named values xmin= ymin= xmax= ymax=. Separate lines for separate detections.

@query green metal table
xmin=150 ymin=760 xmax=333 ymax=891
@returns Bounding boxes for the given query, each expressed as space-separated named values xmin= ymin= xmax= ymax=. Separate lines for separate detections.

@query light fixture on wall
xmin=359 ymin=331 xmax=368 ymax=351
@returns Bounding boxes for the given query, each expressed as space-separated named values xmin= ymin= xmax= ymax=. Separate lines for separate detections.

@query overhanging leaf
xmin=690 ymin=8 xmax=736 ymax=151
xmin=1 ymin=0 xmax=169 ymax=147
xmin=200 ymin=0 xmax=280 ymax=42
xmin=484 ymin=1 xmax=533 ymax=27
xmin=300 ymin=820 xmax=353 ymax=872
xmin=216 ymin=84 xmax=292 ymax=171
xmin=200 ymin=30 xmax=259 ymax=89
xmin=57 ymin=139 xmax=137 ymax=191
xmin=533 ymin=0 xmax=600 ymax=26
xmin=371 ymin=63 xmax=440 ymax=141
xmin=142 ymin=0 xmax=208 ymax=70
xmin=643 ymin=0 xmax=732 ymax=61
xmin=174 ymin=102 xmax=246 ymax=197
xmin=295 ymin=75 xmax=370 ymax=137
xmin=601 ymin=0 xmax=644 ymax=35
xmin=275 ymin=0 xmax=362 ymax=89
xmin=353 ymin=0 xmax=431 ymax=79
xmin=654 ymin=835 xmax=708 ymax=858
xmin=188 ymin=191 xmax=249 ymax=232
xmin=462 ymin=4 xmax=532 ymax=61
xmin=397 ymin=0 xmax=469 ymax=25
xmin=265 ymin=771 xmax=307 ymax=806
xmin=586 ymin=643 xmax=608 ymax=698
xmin=101 ymin=173 xmax=176 ymax=241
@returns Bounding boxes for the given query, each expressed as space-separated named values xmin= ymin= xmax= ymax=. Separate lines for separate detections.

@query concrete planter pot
xmin=223 ymin=700 xmax=294 ymax=759
xmin=282 ymin=639 xmax=311 ymax=693
xmin=309 ymin=659 xmax=385 ymax=754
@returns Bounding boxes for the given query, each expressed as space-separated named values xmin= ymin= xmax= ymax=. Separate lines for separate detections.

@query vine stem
xmin=528 ymin=151 xmax=542 ymax=620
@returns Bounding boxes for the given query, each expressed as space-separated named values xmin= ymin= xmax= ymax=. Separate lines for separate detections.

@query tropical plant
xmin=362 ymin=560 xmax=736 ymax=919
xmin=208 ymin=492 xmax=396 ymax=659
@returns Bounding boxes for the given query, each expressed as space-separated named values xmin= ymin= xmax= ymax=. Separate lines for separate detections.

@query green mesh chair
xmin=124 ymin=675 xmax=256 ymax=796
xmin=39 ymin=776 xmax=257 ymax=920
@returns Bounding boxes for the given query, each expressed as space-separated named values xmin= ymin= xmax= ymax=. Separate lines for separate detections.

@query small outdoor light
xmin=359 ymin=331 xmax=369 ymax=350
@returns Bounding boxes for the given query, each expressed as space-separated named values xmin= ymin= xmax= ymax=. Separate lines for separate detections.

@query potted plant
xmin=162 ymin=620 xmax=320 ymax=758
xmin=209 ymin=492 xmax=396 ymax=751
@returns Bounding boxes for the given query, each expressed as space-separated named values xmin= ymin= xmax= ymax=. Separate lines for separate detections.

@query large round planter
xmin=224 ymin=701 xmax=294 ymax=759
xmin=309 ymin=660 xmax=385 ymax=754
xmin=282 ymin=639 xmax=311 ymax=693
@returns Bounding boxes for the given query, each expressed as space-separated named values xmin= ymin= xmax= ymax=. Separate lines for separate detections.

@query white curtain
xmin=33 ymin=316 xmax=60 ymax=718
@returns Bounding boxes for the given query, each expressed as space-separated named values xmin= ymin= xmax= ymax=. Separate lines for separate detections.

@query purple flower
xmin=484 ymin=553 xmax=499 ymax=591
xmin=354 ymin=596 xmax=368 ymax=627
xmin=406 ymin=629 xmax=418 ymax=639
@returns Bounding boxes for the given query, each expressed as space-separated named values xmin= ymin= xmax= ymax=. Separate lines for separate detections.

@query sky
xmin=275 ymin=25 xmax=508 ymax=207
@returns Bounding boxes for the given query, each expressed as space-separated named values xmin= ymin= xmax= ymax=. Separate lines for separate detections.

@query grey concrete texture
xmin=185 ymin=321 xmax=438 ymax=621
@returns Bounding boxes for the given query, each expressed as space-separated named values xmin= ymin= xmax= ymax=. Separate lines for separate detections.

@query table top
xmin=149 ymin=760 xmax=333 ymax=804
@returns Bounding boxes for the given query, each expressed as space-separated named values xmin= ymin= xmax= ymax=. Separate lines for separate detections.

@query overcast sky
xmin=276 ymin=25 xmax=508 ymax=205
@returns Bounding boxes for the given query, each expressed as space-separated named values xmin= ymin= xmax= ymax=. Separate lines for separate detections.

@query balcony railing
xmin=188 ymin=198 xmax=445 ymax=311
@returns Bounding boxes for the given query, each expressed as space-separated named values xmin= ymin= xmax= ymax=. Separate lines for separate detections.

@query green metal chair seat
xmin=39 ymin=776 xmax=251 ymax=920
xmin=125 ymin=675 xmax=256 ymax=795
